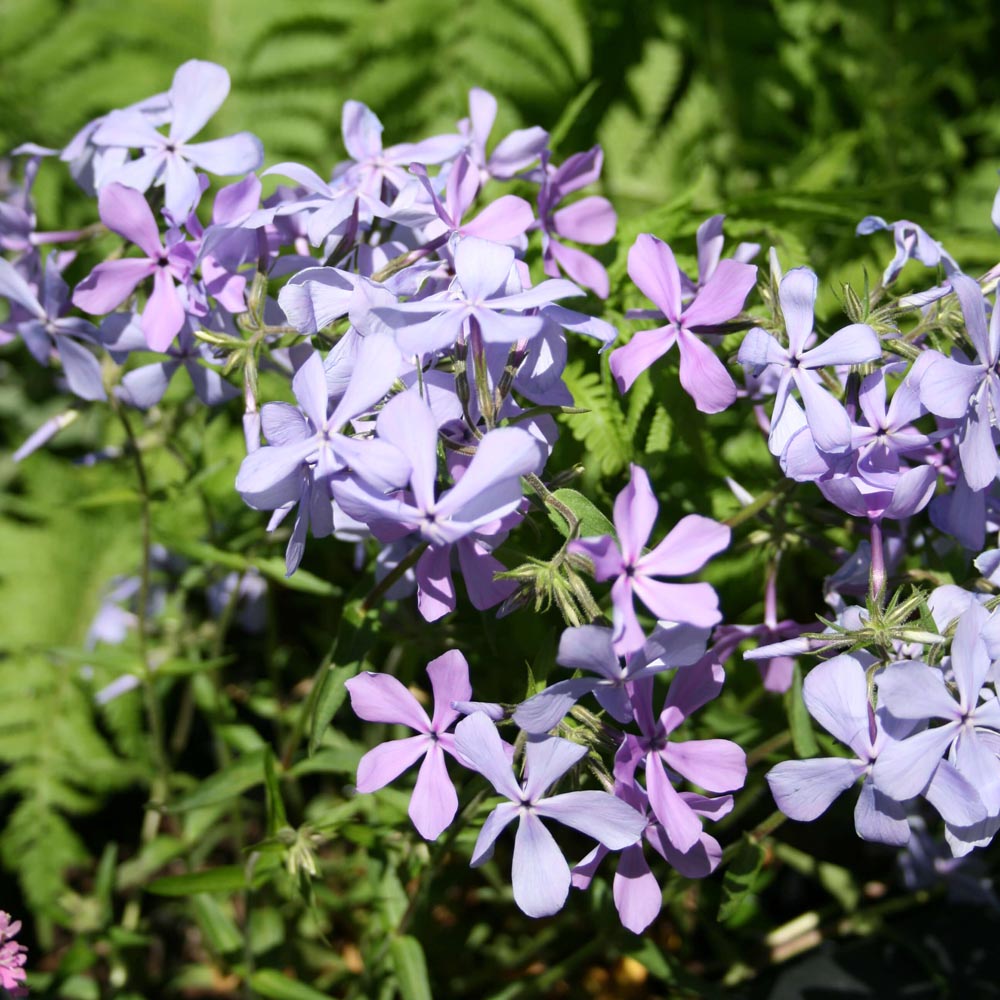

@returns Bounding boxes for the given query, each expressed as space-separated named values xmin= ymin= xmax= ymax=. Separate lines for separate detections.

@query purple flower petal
xmin=675 ymin=327 xmax=737 ymax=413
xmin=853 ymin=777 xmax=909 ymax=845
xmin=663 ymin=739 xmax=746 ymax=793
xmin=512 ymin=811 xmax=572 ymax=917
xmin=778 ymin=268 xmax=817 ymax=356
xmin=142 ymin=268 xmax=185 ymax=351
xmin=628 ymin=234 xmax=681 ymax=320
xmin=470 ymin=800 xmax=519 ymax=866
xmin=872 ymin=722 xmax=960 ymax=800
xmin=876 ymin=661 xmax=958 ymax=722
xmin=73 ymin=258 xmax=156 ymax=315
xmin=801 ymin=655 xmax=872 ymax=758
xmin=345 ymin=671 xmax=432 ymax=731
xmin=800 ymin=323 xmax=881 ymax=369
xmin=98 ymin=182 xmax=163 ymax=257
xmin=609 ymin=326 xmax=675 ymax=393
xmin=184 ymin=134 xmax=263 ymax=176
xmin=536 ymin=790 xmax=645 ymax=848
xmin=427 ymin=650 xmax=471 ymax=732
xmin=409 ymin=742 xmax=458 ymax=840
xmin=646 ymin=751 xmax=702 ymax=851
xmin=639 ymin=514 xmax=730 ymax=578
xmin=681 ymin=258 xmax=757 ymax=328
xmin=612 ymin=844 xmax=662 ymax=933
xmin=630 ymin=577 xmax=721 ymax=628
xmin=454 ymin=711 xmax=522 ymax=800
xmin=169 ymin=60 xmax=231 ymax=144
xmin=522 ymin=736 xmax=588 ymax=801
xmin=767 ymin=757 xmax=865 ymax=820
xmin=57 ymin=337 xmax=106 ymax=401
xmin=613 ymin=464 xmax=658 ymax=564
xmin=355 ymin=734 xmax=429 ymax=792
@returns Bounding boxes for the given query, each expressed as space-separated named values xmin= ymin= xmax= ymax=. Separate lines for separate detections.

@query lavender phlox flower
xmin=454 ymin=711 xmax=645 ymax=918
xmin=458 ymin=88 xmax=549 ymax=183
xmin=873 ymin=604 xmax=1000 ymax=825
xmin=610 ymin=233 xmax=757 ymax=413
xmin=856 ymin=216 xmax=960 ymax=287
xmin=61 ymin=90 xmax=171 ymax=195
xmin=260 ymin=160 xmax=392 ymax=248
xmin=737 ymin=267 xmax=881 ymax=455
xmin=513 ymin=622 xmax=709 ymax=734
xmin=108 ymin=317 xmax=239 ymax=410
xmin=0 ymin=254 xmax=105 ymax=400
xmin=850 ymin=371 xmax=935 ymax=488
xmin=568 ymin=464 xmax=729 ymax=657
xmin=407 ymin=154 xmax=534 ymax=245
xmin=0 ymin=911 xmax=27 ymax=994
xmin=72 ymin=183 xmax=196 ymax=352
xmin=617 ymin=667 xmax=746 ymax=854
xmin=910 ymin=274 xmax=1000 ymax=491
xmin=236 ymin=342 xmax=407 ymax=574
xmin=767 ymin=655 xmax=915 ymax=844
xmin=376 ymin=235 xmax=583 ymax=357
xmin=773 ymin=653 xmax=985 ymax=848
xmin=334 ymin=100 xmax=462 ymax=203
xmin=346 ymin=651 xmax=473 ymax=840
xmin=572 ymin=775 xmax=729 ymax=933
xmin=812 ymin=455 xmax=939 ymax=523
xmin=92 ymin=60 xmax=263 ymax=220
xmin=532 ymin=146 xmax=616 ymax=298
xmin=332 ymin=389 xmax=545 ymax=619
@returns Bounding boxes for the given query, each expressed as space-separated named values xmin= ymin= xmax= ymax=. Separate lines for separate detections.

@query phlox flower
xmin=458 ymin=88 xmax=549 ymax=183
xmin=617 ymin=667 xmax=746 ymax=854
xmin=610 ymin=232 xmax=757 ymax=412
xmin=569 ymin=464 xmax=729 ymax=656
xmin=72 ymin=183 xmax=195 ymax=352
xmin=346 ymin=651 xmax=472 ymax=840
xmin=454 ymin=711 xmax=645 ymax=918
xmin=736 ymin=267 xmax=881 ymax=455
xmin=92 ymin=60 xmax=263 ymax=221
xmin=0 ymin=911 xmax=27 ymax=993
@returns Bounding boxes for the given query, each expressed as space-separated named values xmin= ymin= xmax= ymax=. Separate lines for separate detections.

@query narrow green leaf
xmin=168 ymin=749 xmax=267 ymax=813
xmin=307 ymin=599 xmax=375 ymax=756
xmin=718 ymin=835 xmax=766 ymax=923
xmin=158 ymin=535 xmax=339 ymax=596
xmin=190 ymin=894 xmax=243 ymax=954
xmin=390 ymin=935 xmax=433 ymax=1000
xmin=249 ymin=969 xmax=332 ymax=1000
xmin=146 ymin=866 xmax=248 ymax=897
xmin=263 ymin=750 xmax=287 ymax=836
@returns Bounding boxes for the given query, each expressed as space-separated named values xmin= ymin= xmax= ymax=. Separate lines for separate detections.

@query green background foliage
xmin=2 ymin=0 xmax=1000 ymax=996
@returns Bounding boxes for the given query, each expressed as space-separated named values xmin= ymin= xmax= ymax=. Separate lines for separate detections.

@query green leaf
xmin=390 ymin=935 xmax=434 ymax=1000
xmin=307 ymin=599 xmax=376 ymax=755
xmin=168 ymin=749 xmax=267 ymax=813
xmin=718 ymin=835 xmax=766 ymax=924
xmin=157 ymin=535 xmax=339 ymax=596
xmin=263 ymin=750 xmax=287 ymax=837
xmin=544 ymin=488 xmax=615 ymax=540
xmin=146 ymin=866 xmax=250 ymax=897
xmin=249 ymin=969 xmax=333 ymax=1000
xmin=785 ymin=663 xmax=819 ymax=759
xmin=190 ymin=894 xmax=243 ymax=954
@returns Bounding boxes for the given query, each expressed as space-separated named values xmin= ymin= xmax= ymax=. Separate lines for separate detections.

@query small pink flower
xmin=0 ymin=911 xmax=27 ymax=994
